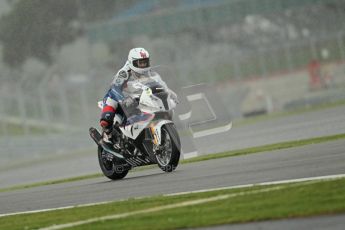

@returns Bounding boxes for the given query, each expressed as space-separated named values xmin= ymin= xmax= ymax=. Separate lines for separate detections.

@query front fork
xmin=148 ymin=120 xmax=173 ymax=152
xmin=150 ymin=125 xmax=159 ymax=147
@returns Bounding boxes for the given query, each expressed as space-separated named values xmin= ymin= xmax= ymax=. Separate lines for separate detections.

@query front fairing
xmin=118 ymin=66 xmax=177 ymax=140
xmin=124 ymin=68 xmax=177 ymax=112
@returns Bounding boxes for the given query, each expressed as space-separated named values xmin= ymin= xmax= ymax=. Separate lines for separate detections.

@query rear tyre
xmin=98 ymin=146 xmax=129 ymax=180
xmin=156 ymin=124 xmax=181 ymax=172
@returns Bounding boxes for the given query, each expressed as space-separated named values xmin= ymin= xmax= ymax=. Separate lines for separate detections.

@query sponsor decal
xmin=118 ymin=71 xmax=128 ymax=79
xmin=140 ymin=51 xmax=147 ymax=58
xmin=146 ymin=88 xmax=152 ymax=95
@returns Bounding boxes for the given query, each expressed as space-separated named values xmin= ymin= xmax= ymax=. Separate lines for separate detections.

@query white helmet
xmin=128 ymin=47 xmax=150 ymax=74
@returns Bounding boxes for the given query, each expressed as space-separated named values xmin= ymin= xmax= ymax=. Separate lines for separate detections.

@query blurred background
xmin=0 ymin=0 xmax=345 ymax=175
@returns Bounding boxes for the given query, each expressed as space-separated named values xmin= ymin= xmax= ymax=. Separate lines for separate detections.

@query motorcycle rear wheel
xmin=98 ymin=146 xmax=129 ymax=180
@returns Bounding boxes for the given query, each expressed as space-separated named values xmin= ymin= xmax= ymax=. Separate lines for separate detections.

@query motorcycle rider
xmin=100 ymin=47 xmax=177 ymax=144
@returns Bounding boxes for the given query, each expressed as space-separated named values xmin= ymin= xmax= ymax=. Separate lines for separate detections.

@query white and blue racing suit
xmin=100 ymin=62 xmax=177 ymax=129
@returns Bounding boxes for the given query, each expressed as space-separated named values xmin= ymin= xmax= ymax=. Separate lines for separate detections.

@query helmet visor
xmin=133 ymin=58 xmax=150 ymax=68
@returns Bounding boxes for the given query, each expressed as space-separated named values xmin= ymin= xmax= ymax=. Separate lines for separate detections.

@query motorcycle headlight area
xmin=152 ymin=93 xmax=170 ymax=110
xmin=139 ymin=93 xmax=169 ymax=111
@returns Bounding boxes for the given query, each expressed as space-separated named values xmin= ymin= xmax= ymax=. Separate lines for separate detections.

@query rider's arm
xmin=100 ymin=63 xmax=131 ymax=129
xmin=110 ymin=64 xmax=131 ymax=101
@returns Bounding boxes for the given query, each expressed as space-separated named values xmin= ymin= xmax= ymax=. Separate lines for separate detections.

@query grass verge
xmin=234 ymin=99 xmax=345 ymax=127
xmin=0 ymin=121 xmax=52 ymax=136
xmin=1 ymin=133 xmax=345 ymax=193
xmin=0 ymin=174 xmax=102 ymax=193
xmin=1 ymin=178 xmax=344 ymax=230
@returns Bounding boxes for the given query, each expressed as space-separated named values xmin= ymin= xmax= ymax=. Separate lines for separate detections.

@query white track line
xmin=166 ymin=173 xmax=345 ymax=196
xmin=0 ymin=173 xmax=344 ymax=219
xmin=0 ymin=200 xmax=120 ymax=218
xmin=39 ymin=186 xmax=286 ymax=230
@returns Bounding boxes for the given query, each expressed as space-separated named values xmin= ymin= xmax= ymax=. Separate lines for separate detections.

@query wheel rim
xmin=156 ymin=129 xmax=173 ymax=167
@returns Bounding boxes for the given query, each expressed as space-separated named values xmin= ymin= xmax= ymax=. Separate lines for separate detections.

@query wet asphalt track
xmin=1 ymin=105 xmax=345 ymax=189
xmin=0 ymin=138 xmax=344 ymax=215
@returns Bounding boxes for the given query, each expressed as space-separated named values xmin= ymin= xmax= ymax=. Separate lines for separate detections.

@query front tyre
xmin=98 ymin=146 xmax=129 ymax=180
xmin=156 ymin=124 xmax=181 ymax=172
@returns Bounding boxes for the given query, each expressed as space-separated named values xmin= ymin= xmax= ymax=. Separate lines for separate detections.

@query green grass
xmin=1 ymin=178 xmax=344 ymax=230
xmin=1 ymin=132 xmax=345 ymax=193
xmin=0 ymin=148 xmax=95 ymax=172
xmin=0 ymin=164 xmax=157 ymax=193
xmin=0 ymin=173 xmax=102 ymax=193
xmin=234 ymin=99 xmax=345 ymax=127
xmin=0 ymin=121 xmax=48 ymax=136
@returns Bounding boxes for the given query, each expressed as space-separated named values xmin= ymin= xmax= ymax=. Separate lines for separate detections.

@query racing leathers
xmin=100 ymin=61 xmax=177 ymax=134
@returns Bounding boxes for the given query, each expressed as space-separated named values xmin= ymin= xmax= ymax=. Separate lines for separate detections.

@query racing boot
xmin=100 ymin=120 xmax=117 ymax=154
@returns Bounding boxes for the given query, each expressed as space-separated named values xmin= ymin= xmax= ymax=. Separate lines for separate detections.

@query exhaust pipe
xmin=89 ymin=127 xmax=124 ymax=159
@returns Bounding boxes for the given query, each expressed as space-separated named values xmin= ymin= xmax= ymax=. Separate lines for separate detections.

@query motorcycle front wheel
xmin=155 ymin=124 xmax=181 ymax=172
xmin=98 ymin=146 xmax=129 ymax=180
